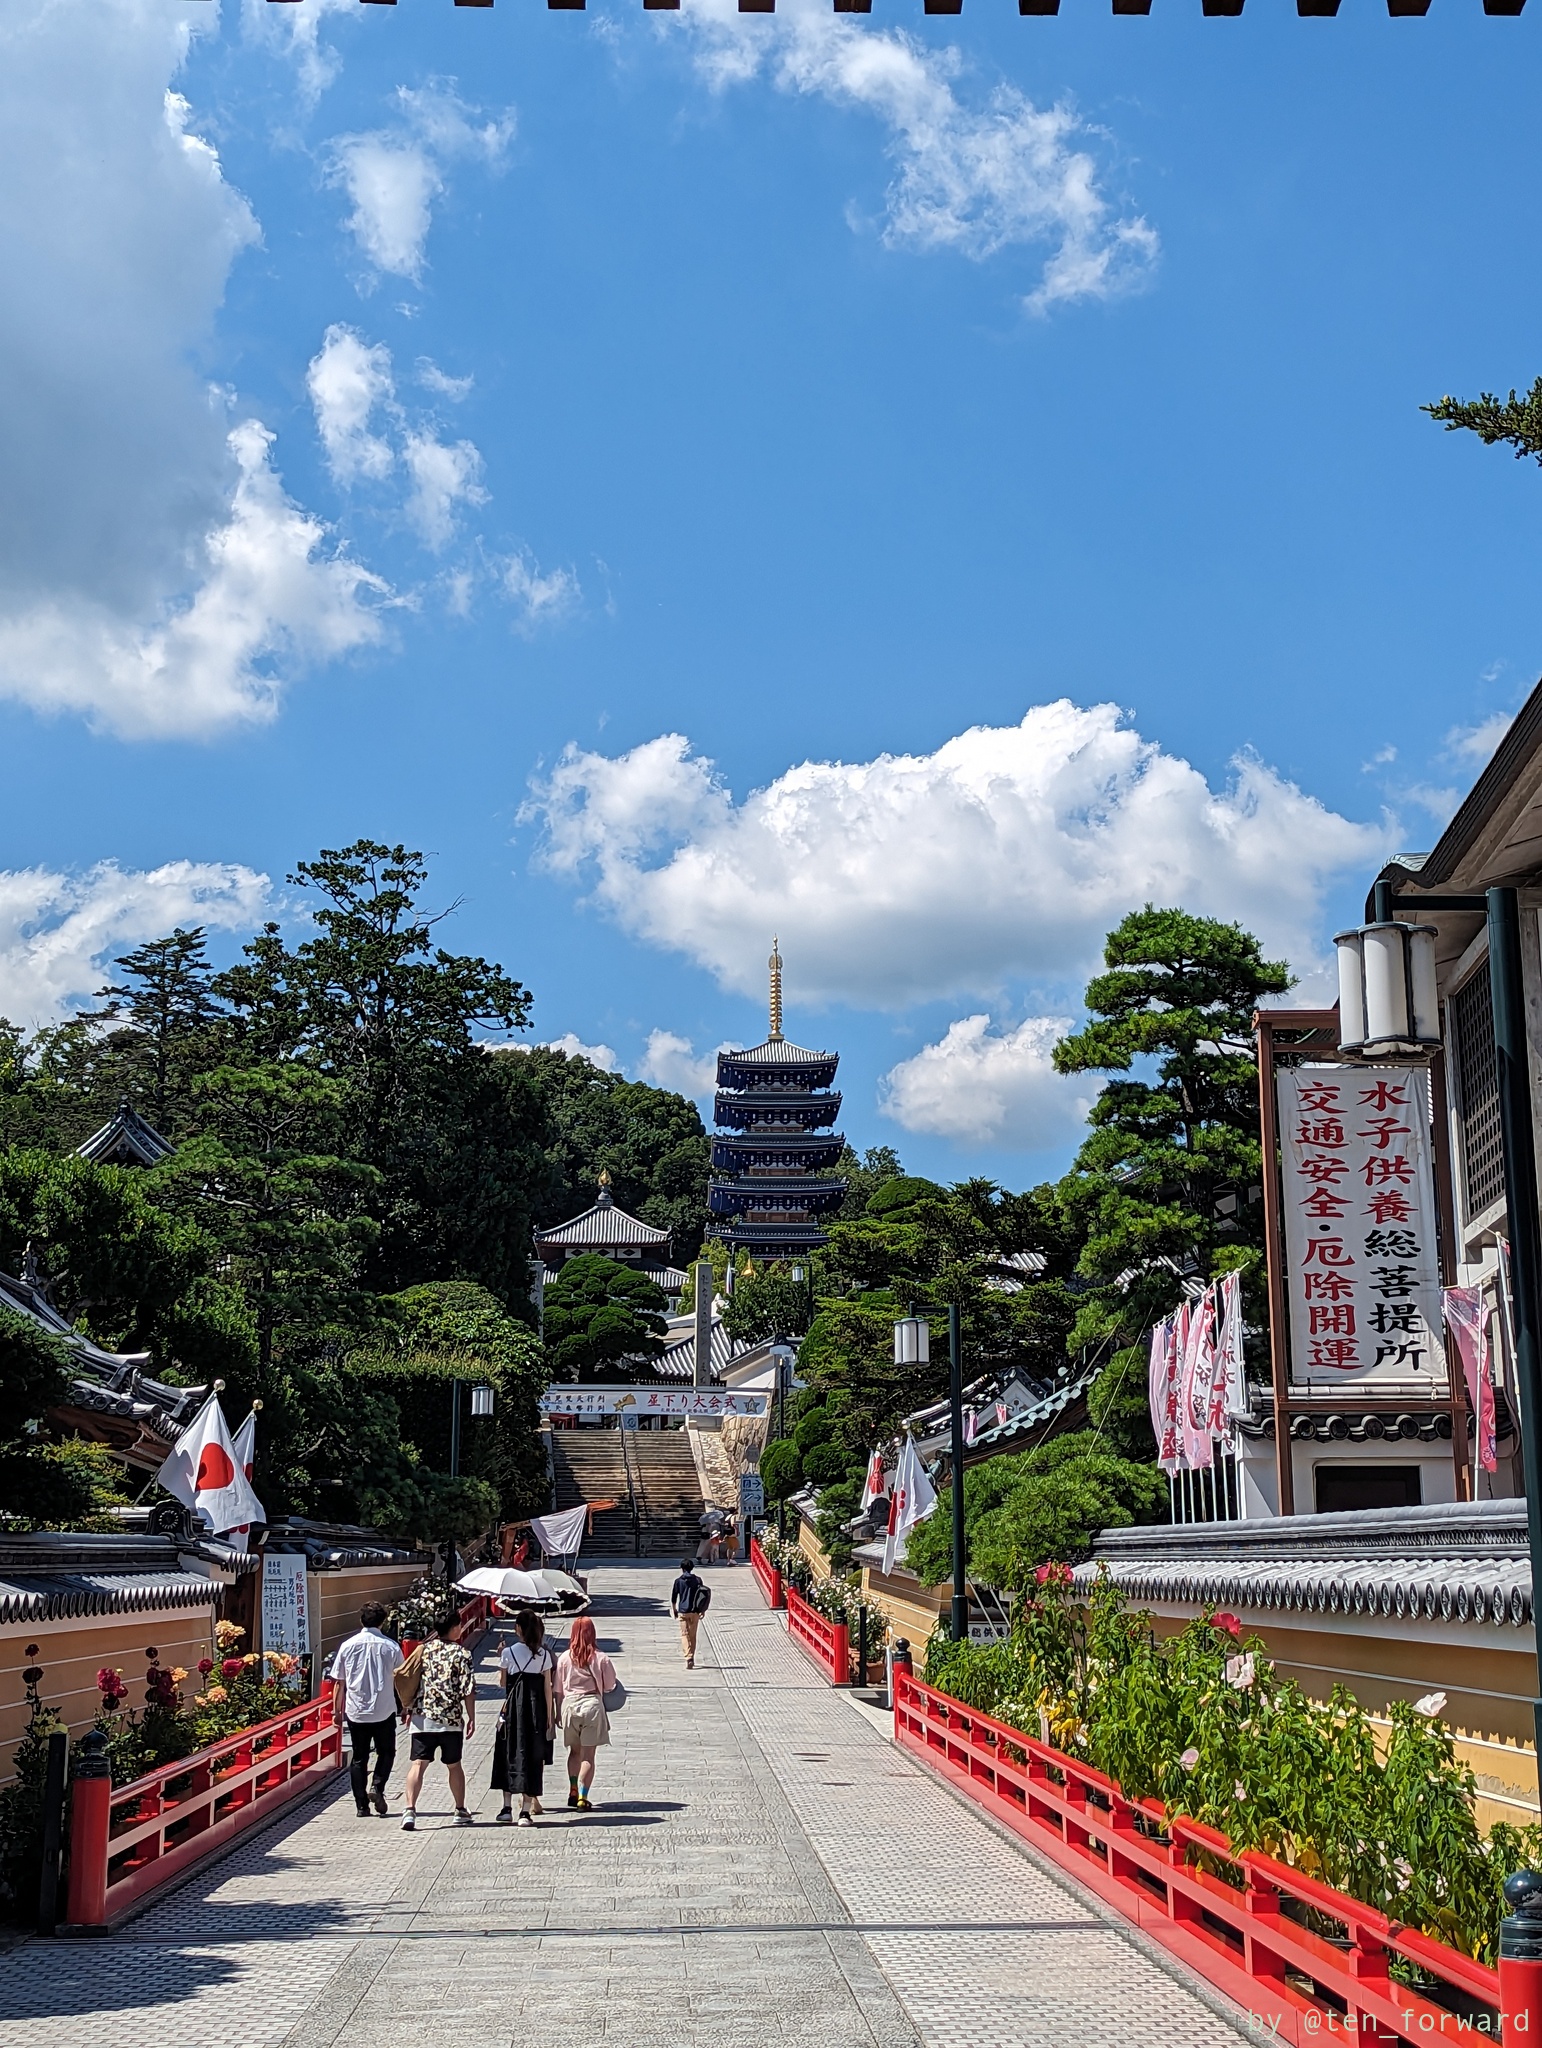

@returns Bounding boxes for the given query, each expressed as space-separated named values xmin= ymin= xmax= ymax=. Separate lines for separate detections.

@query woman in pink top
xmin=555 ymin=1616 xmax=619 ymax=1812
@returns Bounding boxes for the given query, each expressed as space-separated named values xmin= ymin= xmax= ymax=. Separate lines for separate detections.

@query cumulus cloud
xmin=880 ymin=1013 xmax=1095 ymax=1149
xmin=0 ymin=1 xmax=389 ymax=739
xmin=525 ymin=700 xmax=1390 ymax=1010
xmin=637 ymin=1028 xmax=724 ymax=1100
xmin=307 ymin=325 xmax=396 ymax=485
xmin=541 ymin=1030 xmax=619 ymax=1071
xmin=403 ymin=431 xmax=488 ymax=553
xmin=1447 ymin=710 xmax=1514 ymax=768
xmin=677 ymin=0 xmax=1155 ymax=312
xmin=0 ymin=422 xmax=386 ymax=739
xmin=329 ymin=83 xmax=514 ymax=283
xmin=0 ymin=860 xmax=271 ymax=1030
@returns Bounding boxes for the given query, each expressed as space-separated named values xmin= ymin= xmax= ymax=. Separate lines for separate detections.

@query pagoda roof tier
xmin=710 ymin=1133 xmax=845 ymax=1172
xmin=710 ymin=1220 xmax=832 ymax=1253
xmin=717 ymin=1038 xmax=838 ymax=1090
xmin=708 ymin=1176 xmax=847 ymax=1218
xmin=712 ymin=1089 xmax=841 ymax=1131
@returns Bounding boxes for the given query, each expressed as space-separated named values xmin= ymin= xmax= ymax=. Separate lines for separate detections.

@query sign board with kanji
xmin=738 ymin=1472 xmax=765 ymax=1515
xmin=1277 ymin=1063 xmax=1447 ymax=1392
xmin=544 ymin=1385 xmax=768 ymax=1418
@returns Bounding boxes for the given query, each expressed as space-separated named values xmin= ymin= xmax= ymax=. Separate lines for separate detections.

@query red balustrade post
xmin=62 ymin=1729 xmax=113 ymax=1935
xmin=830 ymin=1621 xmax=849 ymax=1687
xmin=1500 ymin=1872 xmax=1542 ymax=2043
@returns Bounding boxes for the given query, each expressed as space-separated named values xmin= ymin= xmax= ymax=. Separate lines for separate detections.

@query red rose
xmin=1210 ymin=1612 xmax=1243 ymax=1640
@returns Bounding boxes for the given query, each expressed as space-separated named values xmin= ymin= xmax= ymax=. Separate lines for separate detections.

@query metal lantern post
xmin=892 ymin=1308 xmax=968 ymax=1642
xmin=1338 ymin=881 xmax=1542 ymax=1761
xmin=449 ymin=1379 xmax=461 ymax=1479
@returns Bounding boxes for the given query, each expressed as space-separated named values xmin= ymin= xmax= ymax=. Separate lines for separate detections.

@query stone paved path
xmin=0 ymin=1562 xmax=1248 ymax=2048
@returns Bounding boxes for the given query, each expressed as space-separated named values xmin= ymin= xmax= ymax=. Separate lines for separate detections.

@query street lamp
xmin=769 ymin=1338 xmax=797 ymax=1538
xmin=1337 ymin=880 xmax=1542 ymax=1763
xmin=470 ymin=1383 xmax=495 ymax=1418
xmin=894 ymin=1306 xmax=968 ymax=1643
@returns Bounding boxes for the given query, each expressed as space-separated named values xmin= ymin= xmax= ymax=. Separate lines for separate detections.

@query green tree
xmin=1424 ymin=380 xmax=1542 ymax=463
xmin=1050 ymin=906 xmax=1289 ymax=1352
xmin=721 ymin=1269 xmax=813 ymax=1347
xmin=517 ymin=1046 xmax=711 ymax=1257
xmin=540 ymin=1254 xmax=668 ymax=1382
xmin=0 ymin=1307 xmax=130 ymax=1531
xmin=91 ymin=927 xmax=221 ymax=1134
xmin=903 ymin=1432 xmax=1166 ymax=1593
xmin=834 ymin=1143 xmax=903 ymax=1220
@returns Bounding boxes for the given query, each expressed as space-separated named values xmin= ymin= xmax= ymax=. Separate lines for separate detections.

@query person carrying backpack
xmin=670 ymin=1557 xmax=711 ymax=1669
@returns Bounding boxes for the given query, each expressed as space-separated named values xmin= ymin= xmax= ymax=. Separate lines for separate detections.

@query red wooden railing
xmin=66 ymin=1689 xmax=344 ymax=1931
xmin=786 ymin=1584 xmax=850 ymax=1687
xmin=895 ymin=1671 xmax=1510 ymax=2047
xmin=749 ymin=1536 xmax=783 ymax=1611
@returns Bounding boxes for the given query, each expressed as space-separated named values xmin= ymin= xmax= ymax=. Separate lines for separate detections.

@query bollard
xmin=62 ymin=1728 xmax=112 ymax=1935
xmin=36 ymin=1728 xmax=68 ymax=1936
xmin=1501 ymin=1871 xmax=1542 ymax=2042
xmin=858 ymin=1604 xmax=868 ymax=1687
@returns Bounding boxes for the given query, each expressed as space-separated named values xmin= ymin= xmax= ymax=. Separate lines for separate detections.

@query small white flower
xmin=1234 ymin=1780 xmax=1247 ymax=1801
xmin=1180 ymin=1746 xmax=1200 ymax=1770
xmin=1413 ymin=1691 xmax=1447 ymax=1718
xmin=1224 ymin=1653 xmax=1256 ymax=1691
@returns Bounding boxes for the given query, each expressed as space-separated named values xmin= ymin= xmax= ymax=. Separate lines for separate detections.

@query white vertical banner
xmin=1278 ymin=1063 xmax=1447 ymax=1392
xmin=261 ymin=1552 xmax=311 ymax=1661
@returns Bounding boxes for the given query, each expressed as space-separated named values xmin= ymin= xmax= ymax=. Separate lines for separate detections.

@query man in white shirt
xmin=330 ymin=1602 xmax=404 ymax=1818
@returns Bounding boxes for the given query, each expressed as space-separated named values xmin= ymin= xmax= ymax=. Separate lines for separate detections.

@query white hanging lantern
xmin=1334 ymin=921 xmax=1441 ymax=1057
xmin=893 ymin=1314 xmax=930 ymax=1366
xmin=470 ymin=1383 xmax=495 ymax=1417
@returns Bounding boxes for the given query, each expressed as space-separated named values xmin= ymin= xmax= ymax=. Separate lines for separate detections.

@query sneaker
xmin=355 ymin=1804 xmax=371 ymax=1818
xmin=517 ymin=1812 xmax=535 ymax=1828
xmin=455 ymin=1808 xmax=474 ymax=1826
xmin=566 ymin=1790 xmax=579 ymax=1808
xmin=686 ymin=1657 xmax=695 ymax=1669
xmin=401 ymin=1812 xmax=416 ymax=1832
xmin=496 ymin=1808 xmax=514 ymax=1825
xmin=575 ymin=1794 xmax=592 ymax=1812
xmin=370 ymin=1791 xmax=389 ymax=1817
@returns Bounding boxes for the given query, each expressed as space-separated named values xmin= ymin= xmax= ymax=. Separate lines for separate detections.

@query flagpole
xmin=949 ymin=1303 xmax=967 ymax=1644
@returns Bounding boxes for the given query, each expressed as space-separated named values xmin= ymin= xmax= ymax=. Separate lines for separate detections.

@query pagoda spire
xmin=768 ymin=936 xmax=783 ymax=1042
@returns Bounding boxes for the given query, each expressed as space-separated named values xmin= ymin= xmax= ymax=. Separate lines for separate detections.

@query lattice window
xmin=1452 ymin=966 xmax=1505 ymax=1219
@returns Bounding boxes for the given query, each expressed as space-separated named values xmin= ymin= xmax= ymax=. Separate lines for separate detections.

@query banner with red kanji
xmin=1278 ymin=1063 xmax=1447 ymax=1392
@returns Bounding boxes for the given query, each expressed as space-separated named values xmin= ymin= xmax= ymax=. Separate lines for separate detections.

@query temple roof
xmin=75 ymin=1100 xmax=175 ymax=1168
xmin=534 ymin=1180 xmax=672 ymax=1253
xmin=719 ymin=1036 xmax=835 ymax=1070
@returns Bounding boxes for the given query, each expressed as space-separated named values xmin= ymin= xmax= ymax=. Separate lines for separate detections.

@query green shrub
xmin=759 ymin=1440 xmax=804 ymax=1502
xmin=801 ymin=1440 xmax=850 ymax=1489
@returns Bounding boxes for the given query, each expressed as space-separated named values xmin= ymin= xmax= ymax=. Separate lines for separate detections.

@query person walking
xmin=400 ymin=1618 xmax=475 ymax=1831
xmin=555 ymin=1616 xmax=618 ymax=1812
xmin=330 ymin=1601 xmax=404 ymax=1818
xmin=670 ymin=1557 xmax=710 ymax=1669
xmin=493 ymin=1608 xmax=554 ymax=1827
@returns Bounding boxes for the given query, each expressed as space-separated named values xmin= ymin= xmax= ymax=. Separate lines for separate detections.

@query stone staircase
xmin=628 ymin=1430 xmax=710 ymax=1558
xmin=549 ymin=1428 xmax=636 ymax=1555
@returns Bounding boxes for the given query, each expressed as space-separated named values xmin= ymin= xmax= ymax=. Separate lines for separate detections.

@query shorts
xmin=410 ymin=1730 xmax=464 ymax=1764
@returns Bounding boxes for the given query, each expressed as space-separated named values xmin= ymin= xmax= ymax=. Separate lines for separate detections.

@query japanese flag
xmin=882 ymin=1436 xmax=937 ymax=1576
xmin=157 ymin=1394 xmax=263 ymax=1537
xmin=224 ymin=1409 xmax=266 ymax=1552
xmin=860 ymin=1449 xmax=886 ymax=1511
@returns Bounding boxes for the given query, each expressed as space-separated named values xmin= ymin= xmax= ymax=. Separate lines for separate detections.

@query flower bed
xmin=922 ymin=1567 xmax=1541 ymax=1968
xmin=91 ymin=1621 xmax=310 ymax=1786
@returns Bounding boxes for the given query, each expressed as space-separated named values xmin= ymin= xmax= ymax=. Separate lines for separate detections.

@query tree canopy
xmin=1424 ymin=380 xmax=1542 ymax=464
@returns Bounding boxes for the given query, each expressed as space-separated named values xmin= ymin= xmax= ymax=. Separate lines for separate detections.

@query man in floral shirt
xmin=400 ymin=1619 xmax=476 ymax=1831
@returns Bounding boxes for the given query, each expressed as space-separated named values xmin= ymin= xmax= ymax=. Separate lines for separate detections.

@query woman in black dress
xmin=492 ymin=1608 xmax=555 ymax=1825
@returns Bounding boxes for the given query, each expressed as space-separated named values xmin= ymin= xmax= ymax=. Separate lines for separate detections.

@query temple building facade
xmin=532 ymin=1173 xmax=688 ymax=1298
xmin=708 ymin=941 xmax=847 ymax=1261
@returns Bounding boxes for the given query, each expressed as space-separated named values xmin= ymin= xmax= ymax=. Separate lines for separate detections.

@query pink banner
xmin=1443 ymin=1284 xmax=1497 ymax=1475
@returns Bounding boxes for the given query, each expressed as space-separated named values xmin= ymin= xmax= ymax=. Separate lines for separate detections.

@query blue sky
xmin=2 ymin=0 xmax=1540 ymax=1189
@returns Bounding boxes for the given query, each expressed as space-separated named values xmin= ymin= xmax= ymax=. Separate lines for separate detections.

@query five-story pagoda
xmin=709 ymin=940 xmax=847 ymax=1260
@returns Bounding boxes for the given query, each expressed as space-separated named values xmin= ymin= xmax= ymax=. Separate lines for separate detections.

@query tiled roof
xmin=652 ymin=1307 xmax=747 ymax=1382
xmin=0 ymin=1533 xmax=241 ymax=1626
xmin=534 ymin=1194 xmax=671 ymax=1250
xmin=1074 ymin=1500 xmax=1532 ymax=1630
xmin=75 ymin=1101 xmax=176 ymax=1168
xmin=719 ymin=1037 xmax=835 ymax=1068
xmin=0 ymin=1269 xmax=206 ymax=1444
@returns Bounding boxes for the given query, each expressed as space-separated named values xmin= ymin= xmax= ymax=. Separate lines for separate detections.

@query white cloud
xmin=329 ymin=83 xmax=514 ymax=283
xmin=637 ymin=1028 xmax=724 ymax=1100
xmin=1447 ymin=711 xmax=1514 ymax=768
xmin=541 ymin=1030 xmax=619 ymax=1071
xmin=525 ymin=700 xmax=1390 ymax=1010
xmin=677 ymin=0 xmax=1156 ymax=312
xmin=403 ymin=431 xmax=488 ymax=552
xmin=417 ymin=359 xmax=474 ymax=402
xmin=307 ymin=325 xmax=396 ymax=485
xmin=504 ymin=550 xmax=581 ymax=629
xmin=0 ymin=1 xmax=388 ymax=739
xmin=0 ymin=422 xmax=387 ymax=740
xmin=880 ymin=1013 xmax=1095 ymax=1149
xmin=0 ymin=860 xmax=271 ymax=1030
